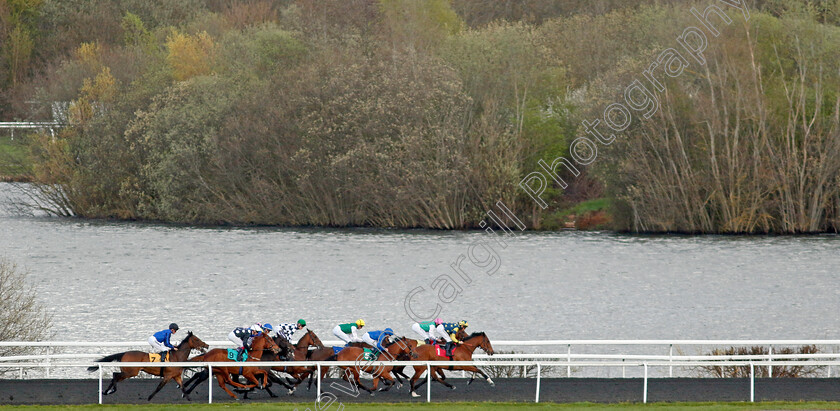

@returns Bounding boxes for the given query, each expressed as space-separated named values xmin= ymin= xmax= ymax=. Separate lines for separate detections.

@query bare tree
xmin=0 ymin=258 xmax=52 ymax=363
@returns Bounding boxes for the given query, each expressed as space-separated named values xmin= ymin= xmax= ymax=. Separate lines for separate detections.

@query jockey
xmin=436 ymin=320 xmax=468 ymax=357
xmin=148 ymin=323 xmax=179 ymax=359
xmin=229 ymin=325 xmax=260 ymax=361
xmin=276 ymin=319 xmax=306 ymax=343
xmin=411 ymin=318 xmax=441 ymax=344
xmin=332 ymin=319 xmax=365 ymax=344
xmin=362 ymin=328 xmax=395 ymax=354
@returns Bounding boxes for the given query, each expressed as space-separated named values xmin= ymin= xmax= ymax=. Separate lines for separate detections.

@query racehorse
xmin=389 ymin=328 xmax=469 ymax=385
xmin=334 ymin=335 xmax=417 ymax=395
xmin=88 ymin=331 xmax=209 ymax=400
xmin=182 ymin=332 xmax=281 ymax=399
xmin=233 ymin=333 xmax=298 ymax=398
xmin=269 ymin=329 xmax=333 ymax=394
xmin=408 ymin=332 xmax=495 ymax=397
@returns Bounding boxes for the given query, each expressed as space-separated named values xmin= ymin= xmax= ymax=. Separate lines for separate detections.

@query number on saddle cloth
xmin=149 ymin=352 xmax=164 ymax=362
xmin=227 ymin=348 xmax=248 ymax=361
xmin=362 ymin=348 xmax=378 ymax=361
xmin=435 ymin=344 xmax=455 ymax=358
xmin=332 ymin=346 xmax=344 ymax=355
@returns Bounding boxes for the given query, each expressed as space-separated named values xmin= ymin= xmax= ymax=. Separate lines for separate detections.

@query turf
xmin=1 ymin=402 xmax=840 ymax=410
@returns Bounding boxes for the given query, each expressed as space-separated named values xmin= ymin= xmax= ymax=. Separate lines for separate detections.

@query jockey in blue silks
xmin=148 ymin=323 xmax=179 ymax=359
xmin=361 ymin=328 xmax=395 ymax=354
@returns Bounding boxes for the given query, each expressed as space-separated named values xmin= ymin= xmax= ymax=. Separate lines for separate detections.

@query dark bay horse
xmin=409 ymin=332 xmax=495 ymax=397
xmin=88 ymin=331 xmax=209 ymax=400
xmin=182 ymin=332 xmax=281 ymax=399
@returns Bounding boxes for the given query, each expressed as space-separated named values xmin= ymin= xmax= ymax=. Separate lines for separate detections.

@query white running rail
xmin=1 ymin=359 xmax=840 ymax=404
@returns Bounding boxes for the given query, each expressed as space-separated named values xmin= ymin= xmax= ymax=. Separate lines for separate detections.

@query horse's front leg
xmin=459 ymin=366 xmax=494 ymax=387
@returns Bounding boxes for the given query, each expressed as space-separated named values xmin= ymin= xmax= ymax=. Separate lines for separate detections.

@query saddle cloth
xmin=148 ymin=352 xmax=166 ymax=362
xmin=226 ymin=348 xmax=248 ymax=361
xmin=435 ymin=344 xmax=455 ymax=358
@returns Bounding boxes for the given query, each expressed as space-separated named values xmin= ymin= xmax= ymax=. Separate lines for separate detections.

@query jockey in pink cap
xmin=411 ymin=318 xmax=442 ymax=344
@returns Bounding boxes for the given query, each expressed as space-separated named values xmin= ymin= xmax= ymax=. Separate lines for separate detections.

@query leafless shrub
xmin=480 ymin=350 xmax=538 ymax=378
xmin=0 ymin=258 xmax=52 ymax=367
xmin=699 ymin=345 xmax=824 ymax=378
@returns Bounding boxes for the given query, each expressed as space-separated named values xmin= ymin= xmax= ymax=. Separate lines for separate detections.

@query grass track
xmin=2 ymin=402 xmax=840 ymax=410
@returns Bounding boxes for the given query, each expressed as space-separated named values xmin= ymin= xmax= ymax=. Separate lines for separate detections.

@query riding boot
xmin=445 ymin=342 xmax=454 ymax=358
xmin=236 ymin=347 xmax=245 ymax=361
xmin=159 ymin=351 xmax=168 ymax=362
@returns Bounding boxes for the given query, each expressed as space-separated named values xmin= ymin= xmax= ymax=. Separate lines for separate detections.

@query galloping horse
xmin=182 ymin=332 xmax=281 ymax=399
xmin=270 ymin=329 xmax=333 ymax=394
xmin=409 ymin=332 xmax=495 ymax=397
xmin=88 ymin=331 xmax=209 ymax=400
xmin=233 ymin=333 xmax=298 ymax=398
xmin=334 ymin=336 xmax=417 ymax=395
xmin=389 ymin=328 xmax=469 ymax=385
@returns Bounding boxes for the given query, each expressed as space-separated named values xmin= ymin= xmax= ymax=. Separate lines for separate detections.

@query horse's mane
xmin=177 ymin=331 xmax=195 ymax=347
xmin=464 ymin=331 xmax=486 ymax=341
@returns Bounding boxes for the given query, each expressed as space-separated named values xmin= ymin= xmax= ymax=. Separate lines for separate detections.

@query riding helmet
xmin=169 ymin=323 xmax=179 ymax=331
xmin=356 ymin=319 xmax=365 ymax=327
xmin=297 ymin=319 xmax=306 ymax=326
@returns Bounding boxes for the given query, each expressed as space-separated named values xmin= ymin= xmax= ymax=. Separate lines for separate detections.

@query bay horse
xmin=334 ymin=335 xmax=417 ymax=395
xmin=270 ymin=329 xmax=333 ymax=394
xmin=409 ymin=331 xmax=495 ymax=397
xmin=182 ymin=332 xmax=281 ymax=399
xmin=88 ymin=331 xmax=209 ymax=401
xmin=233 ymin=333 xmax=298 ymax=398
xmin=389 ymin=328 xmax=469 ymax=385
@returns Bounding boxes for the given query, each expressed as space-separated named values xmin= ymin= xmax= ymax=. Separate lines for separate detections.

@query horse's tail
xmin=87 ymin=352 xmax=126 ymax=372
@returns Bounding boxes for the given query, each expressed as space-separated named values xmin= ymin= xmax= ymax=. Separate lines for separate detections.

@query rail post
xmin=535 ymin=363 xmax=541 ymax=403
xmin=98 ymin=364 xmax=103 ymax=405
xmin=208 ymin=365 xmax=212 ymax=404
xmin=426 ymin=363 xmax=431 ymax=403
xmin=669 ymin=344 xmax=673 ymax=377
xmin=567 ymin=344 xmax=571 ymax=377
xmin=316 ymin=363 xmax=321 ymax=402
xmin=45 ymin=347 xmax=50 ymax=378
xmin=768 ymin=345 xmax=772 ymax=377
xmin=18 ymin=367 xmax=23 ymax=379
xmin=622 ymin=359 xmax=626 ymax=378
xmin=749 ymin=361 xmax=754 ymax=402
xmin=643 ymin=363 xmax=648 ymax=403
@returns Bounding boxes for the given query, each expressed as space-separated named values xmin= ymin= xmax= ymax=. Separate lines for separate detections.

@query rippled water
xmin=1 ymin=183 xmax=839 ymax=343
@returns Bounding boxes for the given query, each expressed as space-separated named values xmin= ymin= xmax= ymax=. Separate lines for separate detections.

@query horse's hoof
xmin=450 ymin=386 xmax=457 ymax=390
xmin=369 ymin=392 xmax=375 ymax=397
xmin=411 ymin=391 xmax=420 ymax=398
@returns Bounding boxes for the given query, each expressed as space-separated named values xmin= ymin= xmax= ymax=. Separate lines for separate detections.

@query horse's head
xmin=472 ymin=332 xmax=494 ymax=356
xmin=456 ymin=328 xmax=469 ymax=341
xmin=254 ymin=332 xmax=281 ymax=354
xmin=390 ymin=336 xmax=418 ymax=359
xmin=182 ymin=331 xmax=209 ymax=353
xmin=298 ymin=329 xmax=324 ymax=349
xmin=274 ymin=335 xmax=295 ymax=360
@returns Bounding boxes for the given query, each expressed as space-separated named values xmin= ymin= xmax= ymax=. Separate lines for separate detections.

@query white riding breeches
xmin=148 ymin=336 xmax=169 ymax=352
xmin=412 ymin=323 xmax=435 ymax=340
